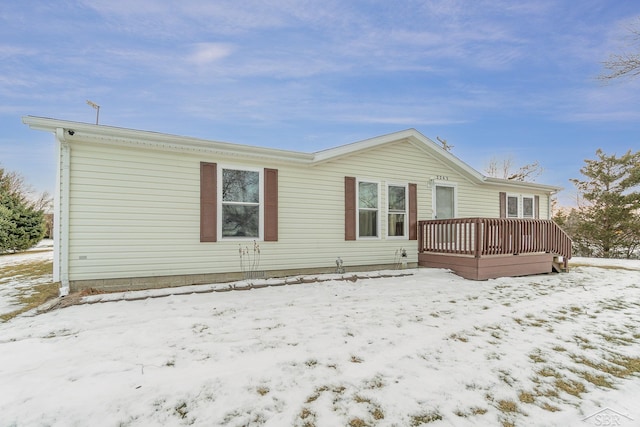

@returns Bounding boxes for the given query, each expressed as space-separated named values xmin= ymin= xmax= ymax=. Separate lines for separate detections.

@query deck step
xmin=552 ymin=257 xmax=569 ymax=273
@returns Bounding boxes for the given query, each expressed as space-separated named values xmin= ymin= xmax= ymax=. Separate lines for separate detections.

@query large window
xmin=358 ymin=181 xmax=379 ymax=238
xmin=221 ymin=168 xmax=261 ymax=238
xmin=387 ymin=184 xmax=407 ymax=237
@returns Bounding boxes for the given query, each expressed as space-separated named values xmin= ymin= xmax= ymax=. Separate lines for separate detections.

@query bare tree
xmin=599 ymin=18 xmax=640 ymax=81
xmin=485 ymin=156 xmax=543 ymax=182
xmin=0 ymin=166 xmax=52 ymax=211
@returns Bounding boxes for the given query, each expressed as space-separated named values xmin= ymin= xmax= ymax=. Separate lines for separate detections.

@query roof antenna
xmin=86 ymin=100 xmax=100 ymax=125
xmin=436 ymin=136 xmax=453 ymax=152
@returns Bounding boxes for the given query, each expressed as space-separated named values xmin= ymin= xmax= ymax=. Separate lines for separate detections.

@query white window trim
xmin=386 ymin=182 xmax=409 ymax=240
xmin=431 ymin=180 xmax=458 ymax=219
xmin=356 ymin=178 xmax=381 ymax=240
xmin=217 ymin=165 xmax=264 ymax=241
xmin=507 ymin=193 xmax=519 ymax=218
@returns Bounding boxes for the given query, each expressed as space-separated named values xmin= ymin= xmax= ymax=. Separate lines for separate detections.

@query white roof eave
xmin=21 ymin=116 xmax=313 ymax=164
xmin=22 ymin=116 xmax=563 ymax=193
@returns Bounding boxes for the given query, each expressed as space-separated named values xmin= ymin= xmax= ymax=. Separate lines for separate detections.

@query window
xmin=507 ymin=195 xmax=519 ymax=218
xmin=387 ymin=184 xmax=407 ymax=237
xmin=358 ymin=181 xmax=379 ymax=238
xmin=221 ymin=168 xmax=261 ymax=238
xmin=504 ymin=194 xmax=536 ymax=219
xmin=522 ymin=196 xmax=534 ymax=218
xmin=345 ymin=178 xmax=417 ymax=241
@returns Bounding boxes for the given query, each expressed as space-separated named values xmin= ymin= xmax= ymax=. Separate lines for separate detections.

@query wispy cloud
xmin=188 ymin=43 xmax=234 ymax=65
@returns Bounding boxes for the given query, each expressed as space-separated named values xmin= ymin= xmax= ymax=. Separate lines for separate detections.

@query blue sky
xmin=2 ymin=1 xmax=639 ymax=206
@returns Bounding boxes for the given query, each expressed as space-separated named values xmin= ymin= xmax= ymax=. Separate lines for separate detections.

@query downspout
xmin=54 ymin=128 xmax=71 ymax=296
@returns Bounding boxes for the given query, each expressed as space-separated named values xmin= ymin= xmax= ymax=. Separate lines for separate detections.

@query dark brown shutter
xmin=499 ymin=192 xmax=506 ymax=218
xmin=264 ymin=168 xmax=278 ymax=241
xmin=200 ymin=162 xmax=217 ymax=242
xmin=408 ymin=183 xmax=417 ymax=240
xmin=534 ymin=195 xmax=540 ymax=219
xmin=345 ymin=177 xmax=356 ymax=240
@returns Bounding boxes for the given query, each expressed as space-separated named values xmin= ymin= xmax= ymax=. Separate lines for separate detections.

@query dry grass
xmin=578 ymin=371 xmax=614 ymax=388
xmin=1 ymin=282 xmax=59 ymax=322
xmin=569 ymin=263 xmax=638 ymax=272
xmin=0 ymin=258 xmax=57 ymax=322
xmin=497 ymin=399 xmax=519 ymax=413
xmin=529 ymin=352 xmax=546 ymax=363
xmin=518 ymin=391 xmax=535 ymax=404
xmin=409 ymin=411 xmax=442 ymax=425
xmin=541 ymin=402 xmax=560 ymax=412
xmin=372 ymin=407 xmax=384 ymax=420
xmin=0 ymin=259 xmax=53 ymax=279
xmin=348 ymin=418 xmax=367 ymax=427
xmin=449 ymin=333 xmax=469 ymax=342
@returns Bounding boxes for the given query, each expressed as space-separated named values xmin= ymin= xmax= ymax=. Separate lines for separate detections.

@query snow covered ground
xmin=1 ymin=251 xmax=639 ymax=427
xmin=0 ymin=240 xmax=53 ymax=315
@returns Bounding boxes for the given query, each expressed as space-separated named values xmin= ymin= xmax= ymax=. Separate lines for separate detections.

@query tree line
xmin=554 ymin=150 xmax=640 ymax=259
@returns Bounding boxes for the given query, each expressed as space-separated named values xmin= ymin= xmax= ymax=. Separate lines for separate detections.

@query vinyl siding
xmin=66 ymin=139 xmax=550 ymax=281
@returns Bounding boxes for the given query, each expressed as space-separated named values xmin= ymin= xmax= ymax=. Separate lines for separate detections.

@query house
xmin=23 ymin=116 xmax=571 ymax=295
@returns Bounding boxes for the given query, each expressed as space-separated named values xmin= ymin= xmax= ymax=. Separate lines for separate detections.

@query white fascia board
xmin=22 ymin=116 xmax=313 ymax=164
xmin=483 ymin=176 xmax=562 ymax=193
xmin=309 ymin=128 xmax=487 ymax=184
xmin=311 ymin=129 xmax=420 ymax=164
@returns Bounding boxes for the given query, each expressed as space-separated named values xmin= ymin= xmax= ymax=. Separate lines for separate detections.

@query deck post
xmin=474 ymin=218 xmax=482 ymax=258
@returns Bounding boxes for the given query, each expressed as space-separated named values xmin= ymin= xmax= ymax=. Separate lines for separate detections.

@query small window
xmin=221 ymin=168 xmax=261 ymax=238
xmin=522 ymin=196 xmax=534 ymax=218
xmin=507 ymin=195 xmax=519 ymax=218
xmin=387 ymin=184 xmax=407 ymax=237
xmin=358 ymin=181 xmax=379 ymax=238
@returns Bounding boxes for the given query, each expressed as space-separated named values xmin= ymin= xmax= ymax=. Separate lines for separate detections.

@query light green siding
xmin=66 ymin=138 xmax=551 ymax=281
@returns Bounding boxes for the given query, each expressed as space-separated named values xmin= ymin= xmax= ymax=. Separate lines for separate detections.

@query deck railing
xmin=418 ymin=218 xmax=572 ymax=267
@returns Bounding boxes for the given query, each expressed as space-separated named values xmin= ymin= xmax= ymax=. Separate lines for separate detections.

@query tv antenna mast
xmin=86 ymin=100 xmax=100 ymax=125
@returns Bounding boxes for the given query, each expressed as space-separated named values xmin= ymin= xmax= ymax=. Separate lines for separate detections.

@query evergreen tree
xmin=0 ymin=167 xmax=47 ymax=253
xmin=570 ymin=149 xmax=640 ymax=258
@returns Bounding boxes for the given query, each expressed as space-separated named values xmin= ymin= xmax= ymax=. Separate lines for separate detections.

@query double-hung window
xmin=358 ymin=181 xmax=379 ymax=238
xmin=507 ymin=195 xmax=519 ymax=218
xmin=387 ymin=184 xmax=407 ymax=238
xmin=522 ymin=196 xmax=534 ymax=218
xmin=221 ymin=168 xmax=262 ymax=238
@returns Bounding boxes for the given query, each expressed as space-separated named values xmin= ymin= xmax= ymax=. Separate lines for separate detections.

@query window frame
xmin=217 ymin=165 xmax=264 ymax=240
xmin=356 ymin=179 xmax=381 ymax=239
xmin=522 ymin=195 xmax=535 ymax=218
xmin=386 ymin=182 xmax=408 ymax=239
xmin=507 ymin=194 xmax=536 ymax=219
xmin=507 ymin=194 xmax=519 ymax=218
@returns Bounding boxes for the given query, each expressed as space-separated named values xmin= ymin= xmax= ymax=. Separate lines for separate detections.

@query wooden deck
xmin=418 ymin=218 xmax=572 ymax=280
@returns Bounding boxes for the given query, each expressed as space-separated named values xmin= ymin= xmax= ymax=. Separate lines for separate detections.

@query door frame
xmin=432 ymin=180 xmax=458 ymax=219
